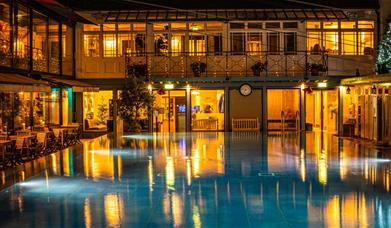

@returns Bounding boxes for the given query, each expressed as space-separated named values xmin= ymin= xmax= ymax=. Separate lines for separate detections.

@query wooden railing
xmin=192 ymin=118 xmax=219 ymax=131
xmin=232 ymin=118 xmax=260 ymax=132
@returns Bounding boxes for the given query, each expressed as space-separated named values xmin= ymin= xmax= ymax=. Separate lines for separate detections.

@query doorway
xmin=267 ymin=89 xmax=300 ymax=131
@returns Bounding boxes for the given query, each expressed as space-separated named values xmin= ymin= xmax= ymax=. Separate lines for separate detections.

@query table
xmin=0 ymin=140 xmax=13 ymax=162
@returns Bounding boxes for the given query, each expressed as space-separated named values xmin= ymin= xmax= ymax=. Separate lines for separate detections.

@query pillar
xmin=224 ymin=86 xmax=230 ymax=131
xmin=300 ymin=87 xmax=306 ymax=131
xmin=59 ymin=88 xmax=63 ymax=125
xmin=113 ymin=89 xmax=118 ymax=141
xmin=186 ymin=86 xmax=191 ymax=132
xmin=262 ymin=87 xmax=268 ymax=133
xmin=338 ymin=86 xmax=344 ymax=136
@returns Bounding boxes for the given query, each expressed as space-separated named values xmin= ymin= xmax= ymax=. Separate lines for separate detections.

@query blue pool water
xmin=0 ymin=132 xmax=391 ymax=227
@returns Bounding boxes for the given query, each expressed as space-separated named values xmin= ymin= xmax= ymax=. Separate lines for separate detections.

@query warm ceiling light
xmin=164 ymin=83 xmax=174 ymax=90
xmin=317 ymin=82 xmax=327 ymax=88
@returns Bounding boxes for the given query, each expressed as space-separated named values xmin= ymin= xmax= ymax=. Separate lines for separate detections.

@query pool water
xmin=0 ymin=132 xmax=390 ymax=227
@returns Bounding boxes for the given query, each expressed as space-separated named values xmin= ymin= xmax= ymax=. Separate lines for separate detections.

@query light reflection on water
xmin=0 ymin=132 xmax=390 ymax=227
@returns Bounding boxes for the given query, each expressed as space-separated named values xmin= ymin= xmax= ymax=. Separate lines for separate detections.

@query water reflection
xmin=0 ymin=132 xmax=390 ymax=227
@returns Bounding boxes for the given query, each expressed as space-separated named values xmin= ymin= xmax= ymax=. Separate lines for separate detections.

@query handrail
xmin=281 ymin=111 xmax=285 ymax=132
xmin=295 ymin=111 xmax=300 ymax=131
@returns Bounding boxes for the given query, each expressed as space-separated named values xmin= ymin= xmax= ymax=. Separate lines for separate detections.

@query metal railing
xmin=125 ymin=50 xmax=328 ymax=78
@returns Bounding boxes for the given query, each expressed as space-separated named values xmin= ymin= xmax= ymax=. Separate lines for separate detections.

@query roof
xmin=58 ymin=0 xmax=379 ymax=11
xmin=0 ymin=73 xmax=51 ymax=92
xmin=104 ymin=9 xmax=350 ymax=22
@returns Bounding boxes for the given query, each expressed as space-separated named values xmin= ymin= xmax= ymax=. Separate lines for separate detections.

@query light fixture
xmin=186 ymin=84 xmax=191 ymax=90
xmin=300 ymin=83 xmax=305 ymax=90
xmin=147 ymin=84 xmax=153 ymax=91
xmin=164 ymin=83 xmax=174 ymax=90
xmin=371 ymin=85 xmax=376 ymax=94
xmin=191 ymin=90 xmax=200 ymax=95
xmin=346 ymin=87 xmax=351 ymax=94
xmin=317 ymin=82 xmax=327 ymax=88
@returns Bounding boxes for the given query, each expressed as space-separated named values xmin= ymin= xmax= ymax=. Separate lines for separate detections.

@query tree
xmin=96 ymin=96 xmax=108 ymax=125
xmin=118 ymin=75 xmax=154 ymax=132
xmin=377 ymin=25 xmax=391 ymax=74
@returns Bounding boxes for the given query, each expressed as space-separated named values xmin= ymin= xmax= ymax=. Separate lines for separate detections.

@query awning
xmin=341 ymin=74 xmax=391 ymax=86
xmin=104 ymin=9 xmax=349 ymax=22
xmin=43 ymin=77 xmax=99 ymax=92
xmin=0 ymin=73 xmax=51 ymax=92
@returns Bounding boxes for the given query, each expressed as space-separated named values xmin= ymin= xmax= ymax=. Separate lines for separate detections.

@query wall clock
xmin=239 ymin=83 xmax=252 ymax=96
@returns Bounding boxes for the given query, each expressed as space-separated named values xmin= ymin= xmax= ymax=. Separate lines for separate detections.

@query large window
xmin=84 ymin=34 xmax=100 ymax=57
xmin=171 ymin=34 xmax=185 ymax=55
xmin=247 ymin=33 xmax=262 ymax=53
xmin=103 ymin=33 xmax=117 ymax=57
xmin=208 ymin=33 xmax=222 ymax=55
xmin=191 ymin=90 xmax=225 ymax=131
xmin=0 ymin=1 xmax=11 ymax=66
xmin=48 ymin=19 xmax=59 ymax=73
xmin=307 ymin=32 xmax=322 ymax=54
xmin=323 ymin=32 xmax=339 ymax=55
xmin=32 ymin=11 xmax=48 ymax=72
xmin=14 ymin=4 xmax=30 ymax=69
xmin=341 ymin=32 xmax=356 ymax=55
xmin=284 ymin=32 xmax=296 ymax=54
xmin=358 ymin=32 xmax=374 ymax=55
xmin=62 ymin=24 xmax=73 ymax=75
xmin=267 ymin=33 xmax=280 ymax=54
xmin=189 ymin=34 xmax=206 ymax=56
xmin=231 ymin=32 xmax=245 ymax=54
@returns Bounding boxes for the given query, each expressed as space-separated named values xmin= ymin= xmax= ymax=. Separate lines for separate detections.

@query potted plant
xmin=251 ymin=61 xmax=267 ymax=76
xmin=190 ymin=61 xmax=207 ymax=77
xmin=127 ymin=63 xmax=147 ymax=78
xmin=306 ymin=63 xmax=327 ymax=76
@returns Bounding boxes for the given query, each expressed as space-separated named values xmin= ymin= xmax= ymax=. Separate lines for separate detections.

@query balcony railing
xmin=125 ymin=51 xmax=328 ymax=78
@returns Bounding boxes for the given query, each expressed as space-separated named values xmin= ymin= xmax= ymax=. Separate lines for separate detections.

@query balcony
xmin=125 ymin=51 xmax=331 ymax=80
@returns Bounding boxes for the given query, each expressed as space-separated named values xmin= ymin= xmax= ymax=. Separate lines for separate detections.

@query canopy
xmin=0 ymin=73 xmax=51 ymax=92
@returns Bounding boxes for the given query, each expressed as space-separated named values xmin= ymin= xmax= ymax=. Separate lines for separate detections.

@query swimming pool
xmin=0 ymin=132 xmax=390 ymax=227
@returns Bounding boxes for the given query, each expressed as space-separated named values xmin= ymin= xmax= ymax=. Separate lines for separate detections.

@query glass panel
xmin=32 ymin=11 xmax=48 ymax=72
xmin=208 ymin=33 xmax=222 ymax=55
xmin=0 ymin=92 xmax=13 ymax=131
xmin=62 ymin=24 xmax=73 ymax=75
xmin=118 ymin=23 xmax=131 ymax=31
xmin=189 ymin=22 xmax=205 ymax=31
xmin=154 ymin=33 xmax=169 ymax=55
xmin=118 ymin=33 xmax=131 ymax=56
xmin=15 ymin=4 xmax=30 ymax=70
xmin=231 ymin=32 xmax=245 ymax=54
xmin=358 ymin=21 xmax=374 ymax=29
xmin=248 ymin=22 xmax=263 ymax=29
xmin=83 ymin=91 xmax=113 ymax=131
xmin=306 ymin=22 xmax=321 ymax=29
xmin=83 ymin=24 xmax=100 ymax=32
xmin=207 ymin=22 xmax=224 ymax=30
xmin=48 ymin=19 xmax=59 ymax=74
xmin=323 ymin=32 xmax=339 ymax=55
xmin=49 ymin=89 xmax=60 ymax=124
xmin=14 ymin=92 xmax=31 ymax=130
xmin=32 ymin=92 xmax=50 ymax=127
xmin=230 ymin=23 xmax=245 ymax=29
xmin=189 ymin=34 xmax=206 ymax=56
xmin=134 ymin=33 xmax=145 ymax=56
xmin=283 ymin=22 xmax=298 ymax=29
xmin=133 ymin=23 xmax=146 ymax=31
xmin=153 ymin=23 xmax=169 ymax=31
xmin=103 ymin=24 xmax=116 ymax=31
xmin=341 ymin=21 xmax=356 ymax=29
xmin=284 ymin=32 xmax=296 ymax=54
xmin=267 ymin=89 xmax=300 ymax=130
xmin=267 ymin=33 xmax=279 ymax=54
xmin=341 ymin=32 xmax=356 ymax=55
xmin=323 ymin=21 xmax=338 ymax=29
xmin=247 ymin=33 xmax=262 ymax=54
xmin=103 ymin=33 xmax=117 ymax=57
xmin=171 ymin=34 xmax=185 ymax=56
xmin=358 ymin=32 xmax=374 ymax=55
xmin=171 ymin=22 xmax=186 ymax=30
xmin=84 ymin=34 xmax=100 ymax=57
xmin=265 ymin=22 xmax=280 ymax=29
xmin=191 ymin=90 xmax=225 ymax=131
xmin=307 ymin=32 xmax=322 ymax=54
xmin=0 ymin=0 xmax=11 ymax=66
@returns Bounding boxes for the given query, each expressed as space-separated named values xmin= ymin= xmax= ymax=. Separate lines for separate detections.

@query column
xmin=300 ymin=87 xmax=306 ymax=131
xmin=262 ymin=87 xmax=268 ymax=133
xmin=113 ymin=89 xmax=118 ymax=142
xmin=224 ymin=86 xmax=230 ymax=131
xmin=186 ymin=86 xmax=191 ymax=132
xmin=338 ymin=87 xmax=344 ymax=136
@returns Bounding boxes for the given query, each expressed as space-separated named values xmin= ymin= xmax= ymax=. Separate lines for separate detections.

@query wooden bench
xmin=192 ymin=119 xmax=218 ymax=131
xmin=232 ymin=118 xmax=260 ymax=132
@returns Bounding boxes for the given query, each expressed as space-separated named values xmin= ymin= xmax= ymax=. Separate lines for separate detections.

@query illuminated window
xmin=118 ymin=33 xmax=131 ymax=56
xmin=267 ymin=32 xmax=279 ymax=54
xmin=0 ymin=1 xmax=11 ymax=66
xmin=83 ymin=34 xmax=100 ymax=57
xmin=103 ymin=24 xmax=116 ymax=31
xmin=323 ymin=21 xmax=338 ymax=29
xmin=307 ymin=32 xmax=322 ymax=54
xmin=207 ymin=22 xmax=224 ymax=30
xmin=284 ymin=32 xmax=296 ymax=54
xmin=189 ymin=22 xmax=205 ymax=31
xmin=133 ymin=23 xmax=146 ymax=31
xmin=283 ymin=22 xmax=298 ymax=29
xmin=32 ymin=10 xmax=48 ymax=72
xmin=171 ymin=23 xmax=186 ymax=30
xmin=154 ymin=34 xmax=168 ymax=55
xmin=134 ymin=33 xmax=145 ymax=56
xmin=341 ymin=21 xmax=356 ymax=29
xmin=341 ymin=32 xmax=356 ymax=55
xmin=358 ymin=32 xmax=374 ymax=55
xmin=306 ymin=22 xmax=321 ymax=29
xmin=358 ymin=21 xmax=374 ymax=29
xmin=208 ymin=33 xmax=222 ymax=55
xmin=118 ymin=24 xmax=131 ymax=31
xmin=153 ymin=23 xmax=169 ymax=31
xmin=189 ymin=34 xmax=206 ymax=56
xmin=247 ymin=33 xmax=262 ymax=54
xmin=48 ymin=19 xmax=59 ymax=74
xmin=248 ymin=23 xmax=263 ymax=29
xmin=103 ymin=34 xmax=117 ymax=57
xmin=83 ymin=24 xmax=100 ymax=32
xmin=265 ymin=22 xmax=280 ymax=29
xmin=231 ymin=32 xmax=245 ymax=54
xmin=230 ymin=23 xmax=245 ymax=29
xmin=323 ymin=32 xmax=339 ymax=54
xmin=171 ymin=34 xmax=185 ymax=56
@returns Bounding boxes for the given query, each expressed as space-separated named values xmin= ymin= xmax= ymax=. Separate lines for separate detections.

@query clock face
xmin=240 ymin=84 xmax=252 ymax=96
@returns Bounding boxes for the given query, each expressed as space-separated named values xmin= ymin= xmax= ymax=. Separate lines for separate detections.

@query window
xmin=189 ymin=34 xmax=206 ymax=56
xmin=323 ymin=32 xmax=339 ymax=54
xmin=133 ymin=23 xmax=146 ymax=31
xmin=83 ymin=24 xmax=100 ymax=32
xmin=265 ymin=22 xmax=280 ymax=29
xmin=153 ymin=23 xmax=169 ymax=31
xmin=207 ymin=22 xmax=224 ymax=30
xmin=231 ymin=33 xmax=245 ymax=54
xmin=284 ymin=32 xmax=296 ymax=54
xmin=154 ymin=34 xmax=168 ymax=55
xmin=118 ymin=23 xmax=131 ymax=31
xmin=341 ymin=32 xmax=356 ymax=55
xmin=118 ymin=33 xmax=131 ymax=56
xmin=171 ymin=23 xmax=186 ymax=30
xmin=267 ymin=33 xmax=279 ymax=54
xmin=32 ymin=10 xmax=48 ymax=72
xmin=283 ymin=22 xmax=298 ymax=29
xmin=247 ymin=33 xmax=262 ymax=53
xmin=134 ymin=33 xmax=145 ymax=56
xmin=307 ymin=32 xmax=322 ymax=54
xmin=171 ymin=34 xmax=185 ymax=55
xmin=103 ymin=24 xmax=116 ymax=31
xmin=358 ymin=21 xmax=374 ymax=29
xmin=323 ymin=21 xmax=338 ymax=29
xmin=15 ymin=4 xmax=30 ymax=70
xmin=306 ymin=22 xmax=321 ymax=29
xmin=48 ymin=19 xmax=59 ymax=74
xmin=230 ymin=23 xmax=245 ymax=29
xmin=358 ymin=32 xmax=374 ymax=55
xmin=0 ymin=1 xmax=11 ymax=66
xmin=62 ymin=24 xmax=73 ymax=75
xmin=248 ymin=23 xmax=263 ymax=29
xmin=84 ymin=34 xmax=100 ymax=57
xmin=189 ymin=22 xmax=205 ymax=31
xmin=208 ymin=34 xmax=222 ymax=55
xmin=341 ymin=21 xmax=356 ymax=29
xmin=103 ymin=34 xmax=117 ymax=57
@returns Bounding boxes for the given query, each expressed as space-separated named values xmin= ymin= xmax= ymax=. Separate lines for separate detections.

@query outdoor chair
xmin=14 ymin=137 xmax=31 ymax=163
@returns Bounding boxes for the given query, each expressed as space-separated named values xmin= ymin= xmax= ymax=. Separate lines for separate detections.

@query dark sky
xmin=57 ymin=0 xmax=379 ymax=10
